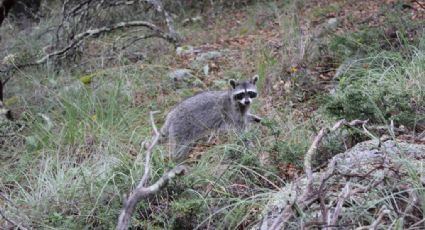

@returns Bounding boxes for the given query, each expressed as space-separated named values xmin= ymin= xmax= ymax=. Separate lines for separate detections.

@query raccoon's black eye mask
xmin=234 ymin=91 xmax=257 ymax=100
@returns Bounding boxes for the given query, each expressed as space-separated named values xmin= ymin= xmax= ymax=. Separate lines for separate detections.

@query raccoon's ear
xmin=251 ymin=75 xmax=259 ymax=84
xmin=229 ymin=79 xmax=236 ymax=89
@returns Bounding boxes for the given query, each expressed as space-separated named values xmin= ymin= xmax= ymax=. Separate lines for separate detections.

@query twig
xmin=305 ymin=119 xmax=367 ymax=198
xmin=115 ymin=111 xmax=187 ymax=230
xmin=0 ymin=192 xmax=29 ymax=229
xmin=147 ymin=0 xmax=179 ymax=43
xmin=140 ymin=111 xmax=160 ymax=187
xmin=0 ymin=208 xmax=28 ymax=230
xmin=413 ymin=0 xmax=425 ymax=10
xmin=119 ymin=34 xmax=158 ymax=51
xmin=401 ymin=186 xmax=419 ymax=221
xmin=354 ymin=207 xmax=390 ymax=230
xmin=329 ymin=183 xmax=351 ymax=227
xmin=318 ymin=158 xmax=337 ymax=225
xmin=409 ymin=218 xmax=425 ymax=229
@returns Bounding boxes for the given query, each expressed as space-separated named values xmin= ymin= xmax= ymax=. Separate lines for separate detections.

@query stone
xmin=168 ymin=69 xmax=193 ymax=80
xmin=327 ymin=18 xmax=338 ymax=30
xmin=196 ymin=51 xmax=222 ymax=62
xmin=176 ymin=45 xmax=198 ymax=56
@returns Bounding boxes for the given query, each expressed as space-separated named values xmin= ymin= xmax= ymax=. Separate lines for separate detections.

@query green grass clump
xmin=323 ymin=46 xmax=425 ymax=128
xmin=262 ymin=116 xmax=312 ymax=168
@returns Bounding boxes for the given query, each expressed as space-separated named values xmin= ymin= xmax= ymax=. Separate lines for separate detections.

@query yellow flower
xmin=290 ymin=66 xmax=298 ymax=73
xmin=80 ymin=74 xmax=94 ymax=85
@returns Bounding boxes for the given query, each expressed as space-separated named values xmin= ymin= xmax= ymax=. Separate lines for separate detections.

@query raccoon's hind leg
xmin=173 ymin=141 xmax=194 ymax=163
xmin=166 ymin=130 xmax=194 ymax=162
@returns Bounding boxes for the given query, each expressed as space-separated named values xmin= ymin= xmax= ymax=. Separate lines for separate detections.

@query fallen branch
xmin=1 ymin=20 xmax=177 ymax=74
xmin=304 ymin=119 xmax=368 ymax=193
xmin=270 ymin=119 xmax=368 ymax=229
xmin=355 ymin=206 xmax=390 ymax=230
xmin=0 ymin=193 xmax=28 ymax=230
xmin=328 ymin=183 xmax=351 ymax=227
xmin=147 ymin=0 xmax=179 ymax=42
xmin=115 ymin=111 xmax=187 ymax=230
xmin=41 ymin=20 xmax=174 ymax=64
xmin=0 ymin=208 xmax=28 ymax=230
xmin=413 ymin=0 xmax=425 ymax=10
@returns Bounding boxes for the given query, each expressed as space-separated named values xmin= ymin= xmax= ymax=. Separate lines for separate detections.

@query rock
xmin=182 ymin=16 xmax=202 ymax=26
xmin=314 ymin=17 xmax=339 ymax=39
xmin=176 ymin=45 xmax=199 ymax=56
xmin=256 ymin=139 xmax=425 ymax=229
xmin=327 ymin=17 xmax=338 ymax=30
xmin=168 ymin=69 xmax=193 ymax=81
xmin=197 ymin=51 xmax=222 ymax=62
xmin=190 ymin=51 xmax=223 ymax=69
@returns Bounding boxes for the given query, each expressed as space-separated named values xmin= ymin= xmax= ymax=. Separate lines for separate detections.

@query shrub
xmin=323 ymin=45 xmax=425 ymax=129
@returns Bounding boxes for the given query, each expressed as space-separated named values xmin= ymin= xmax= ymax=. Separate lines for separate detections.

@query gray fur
xmin=161 ymin=76 xmax=261 ymax=162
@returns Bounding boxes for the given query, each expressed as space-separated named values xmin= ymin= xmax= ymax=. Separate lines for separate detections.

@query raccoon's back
xmin=167 ymin=91 xmax=229 ymax=133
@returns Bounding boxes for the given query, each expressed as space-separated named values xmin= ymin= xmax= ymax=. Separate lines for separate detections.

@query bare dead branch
xmin=329 ymin=183 xmax=351 ymax=227
xmin=118 ymin=34 xmax=159 ymax=51
xmin=409 ymin=218 xmax=425 ymax=230
xmin=1 ymin=20 xmax=176 ymax=74
xmin=140 ymin=111 xmax=160 ymax=187
xmin=147 ymin=0 xmax=179 ymax=41
xmin=0 ymin=208 xmax=28 ymax=230
xmin=306 ymin=119 xmax=368 ymax=190
xmin=39 ymin=20 xmax=171 ymax=64
xmin=413 ymin=0 xmax=425 ymax=10
xmin=116 ymin=165 xmax=186 ymax=230
xmin=63 ymin=0 xmax=92 ymax=20
xmin=355 ymin=207 xmax=390 ymax=230
xmin=318 ymin=158 xmax=337 ymax=225
xmin=0 ymin=193 xmax=28 ymax=230
xmin=0 ymin=78 xmax=4 ymax=101
xmin=270 ymin=119 xmax=368 ymax=230
xmin=115 ymin=111 xmax=187 ymax=230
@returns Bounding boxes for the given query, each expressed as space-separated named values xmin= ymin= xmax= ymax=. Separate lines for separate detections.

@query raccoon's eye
xmin=234 ymin=93 xmax=244 ymax=100
xmin=248 ymin=91 xmax=257 ymax=98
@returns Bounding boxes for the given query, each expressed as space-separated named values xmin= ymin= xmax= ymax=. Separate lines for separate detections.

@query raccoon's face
xmin=229 ymin=75 xmax=258 ymax=106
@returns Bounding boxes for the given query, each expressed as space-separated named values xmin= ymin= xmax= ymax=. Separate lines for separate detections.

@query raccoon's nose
xmin=244 ymin=100 xmax=250 ymax=105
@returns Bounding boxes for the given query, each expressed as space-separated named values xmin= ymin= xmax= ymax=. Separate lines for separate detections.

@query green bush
xmin=323 ymin=46 xmax=425 ymax=128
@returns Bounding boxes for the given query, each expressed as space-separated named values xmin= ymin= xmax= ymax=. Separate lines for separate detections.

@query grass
xmin=324 ymin=38 xmax=425 ymax=129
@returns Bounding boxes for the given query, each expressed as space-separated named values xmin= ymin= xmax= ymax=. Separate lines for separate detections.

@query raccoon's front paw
xmin=248 ymin=114 xmax=262 ymax=123
xmin=253 ymin=116 xmax=262 ymax=123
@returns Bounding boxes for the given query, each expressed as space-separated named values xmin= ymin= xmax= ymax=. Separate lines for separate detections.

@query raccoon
xmin=160 ymin=75 xmax=261 ymax=162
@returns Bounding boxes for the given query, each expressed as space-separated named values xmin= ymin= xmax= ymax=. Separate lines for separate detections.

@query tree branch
xmin=0 ymin=208 xmax=28 ymax=230
xmin=270 ymin=119 xmax=368 ymax=229
xmin=115 ymin=111 xmax=187 ymax=230
xmin=140 ymin=111 xmax=160 ymax=187
xmin=146 ymin=0 xmax=179 ymax=43
xmin=2 ymin=20 xmax=177 ymax=73
xmin=0 ymin=192 xmax=28 ymax=230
